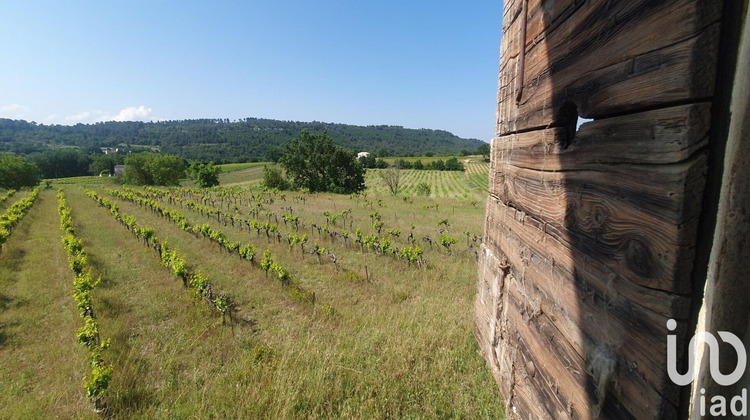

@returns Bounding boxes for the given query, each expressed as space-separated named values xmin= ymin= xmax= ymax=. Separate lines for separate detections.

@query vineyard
xmin=363 ymin=158 xmax=488 ymax=200
xmin=0 ymin=164 xmax=501 ymax=418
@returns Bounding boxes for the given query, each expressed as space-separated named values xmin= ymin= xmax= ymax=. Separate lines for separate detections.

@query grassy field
xmin=216 ymin=162 xmax=267 ymax=174
xmin=0 ymin=164 xmax=502 ymax=418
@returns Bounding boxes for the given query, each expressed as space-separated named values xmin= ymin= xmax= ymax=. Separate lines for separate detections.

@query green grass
xmin=216 ymin=162 xmax=268 ymax=173
xmin=49 ymin=175 xmax=106 ymax=185
xmin=0 ymin=167 xmax=502 ymax=418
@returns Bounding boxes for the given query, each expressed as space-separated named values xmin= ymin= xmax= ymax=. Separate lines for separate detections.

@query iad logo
xmin=666 ymin=319 xmax=747 ymax=417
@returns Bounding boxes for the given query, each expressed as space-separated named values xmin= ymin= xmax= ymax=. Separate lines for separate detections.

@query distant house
xmin=114 ymin=165 xmax=125 ymax=176
xmin=357 ymin=152 xmax=370 ymax=159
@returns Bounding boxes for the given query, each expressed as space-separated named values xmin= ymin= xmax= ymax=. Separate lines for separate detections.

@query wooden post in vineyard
xmin=475 ymin=1 xmax=748 ymax=418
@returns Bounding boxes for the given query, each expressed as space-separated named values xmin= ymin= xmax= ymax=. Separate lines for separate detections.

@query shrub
xmin=261 ymin=166 xmax=290 ymax=190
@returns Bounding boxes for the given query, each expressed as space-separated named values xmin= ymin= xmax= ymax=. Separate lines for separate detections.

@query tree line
xmin=0 ymin=117 xmax=486 ymax=163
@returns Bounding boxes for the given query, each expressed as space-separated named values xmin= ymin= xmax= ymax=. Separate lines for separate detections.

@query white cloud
xmin=98 ymin=105 xmax=153 ymax=122
xmin=0 ymin=104 xmax=31 ymax=119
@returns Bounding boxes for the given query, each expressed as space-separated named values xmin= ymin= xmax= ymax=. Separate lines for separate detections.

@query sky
xmin=0 ymin=1 xmax=503 ymax=141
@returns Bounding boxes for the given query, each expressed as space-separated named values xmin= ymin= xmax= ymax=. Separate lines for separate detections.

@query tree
xmin=261 ymin=166 xmax=289 ymax=190
xmin=124 ymin=153 xmax=186 ymax=186
xmin=123 ymin=153 xmax=152 ymax=185
xmin=188 ymin=162 xmax=221 ymax=188
xmin=279 ymin=130 xmax=365 ymax=194
xmin=379 ymin=163 xmax=401 ymax=195
xmin=358 ymin=154 xmax=377 ymax=168
xmin=377 ymin=148 xmax=391 ymax=158
xmin=147 ymin=155 xmax=186 ymax=186
xmin=0 ymin=154 xmax=41 ymax=189
xmin=445 ymin=157 xmax=464 ymax=171
xmin=265 ymin=147 xmax=283 ymax=163
xmin=428 ymin=159 xmax=445 ymax=171
xmin=29 ymin=149 xmax=92 ymax=178
xmin=476 ymin=142 xmax=491 ymax=160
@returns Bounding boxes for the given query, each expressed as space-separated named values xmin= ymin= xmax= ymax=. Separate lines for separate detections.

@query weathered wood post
xmin=475 ymin=0 xmax=747 ymax=418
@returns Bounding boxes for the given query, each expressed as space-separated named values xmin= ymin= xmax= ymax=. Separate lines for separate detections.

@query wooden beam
xmin=496 ymin=0 xmax=721 ymax=135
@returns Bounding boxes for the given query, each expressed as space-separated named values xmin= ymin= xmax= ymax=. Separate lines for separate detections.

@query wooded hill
xmin=0 ymin=118 xmax=486 ymax=163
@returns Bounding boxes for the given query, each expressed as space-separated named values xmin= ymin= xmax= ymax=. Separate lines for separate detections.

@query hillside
xmin=0 ymin=118 xmax=486 ymax=163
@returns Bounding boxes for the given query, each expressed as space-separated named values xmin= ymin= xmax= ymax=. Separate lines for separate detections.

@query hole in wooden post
xmin=557 ymin=101 xmax=579 ymax=149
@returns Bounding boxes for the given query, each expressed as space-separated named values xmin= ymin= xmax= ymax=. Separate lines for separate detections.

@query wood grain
xmin=496 ymin=0 xmax=721 ymax=135
xmin=477 ymin=0 xmax=721 ymax=417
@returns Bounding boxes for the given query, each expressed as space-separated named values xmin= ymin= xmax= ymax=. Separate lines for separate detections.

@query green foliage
xmin=398 ymin=245 xmax=423 ymax=266
xmin=358 ymin=154 xmax=389 ymax=169
xmin=265 ymin=146 xmax=283 ymax=163
xmin=239 ymin=243 xmax=255 ymax=262
xmin=279 ymin=130 xmax=365 ymax=194
xmin=1 ymin=186 xmax=41 ymax=249
xmin=261 ymin=166 xmax=290 ymax=190
xmin=261 ymin=249 xmax=273 ymax=273
xmin=188 ymin=162 xmax=221 ymax=188
xmin=29 ymin=149 xmax=92 ymax=179
xmin=0 ymin=154 xmax=41 ymax=189
xmin=476 ymin=142 xmax=491 ymax=159
xmin=124 ymin=153 xmax=187 ymax=186
xmin=214 ymin=295 xmax=229 ymax=313
xmin=415 ymin=182 xmax=431 ymax=196
xmin=190 ymin=271 xmax=209 ymax=294
xmin=171 ymin=255 xmax=188 ymax=279
xmin=444 ymin=157 xmax=464 ymax=171
xmin=0 ymin=118 xmax=485 ymax=162
xmin=76 ymin=317 xmax=99 ymax=348
xmin=439 ymin=233 xmax=458 ymax=254
xmin=83 ymin=351 xmax=113 ymax=401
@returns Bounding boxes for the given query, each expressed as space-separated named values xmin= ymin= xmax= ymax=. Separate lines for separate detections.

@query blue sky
xmin=0 ymin=1 xmax=503 ymax=141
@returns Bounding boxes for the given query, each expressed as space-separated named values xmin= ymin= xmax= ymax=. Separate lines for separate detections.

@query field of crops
xmin=365 ymin=161 xmax=489 ymax=201
xmin=0 ymin=166 xmax=502 ymax=418
xmin=222 ymin=158 xmax=490 ymax=201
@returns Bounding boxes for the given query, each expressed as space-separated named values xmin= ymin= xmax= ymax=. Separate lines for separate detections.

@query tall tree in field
xmin=280 ymin=130 xmax=365 ymax=194
xmin=148 ymin=155 xmax=187 ymax=186
xmin=476 ymin=142 xmax=490 ymax=160
xmin=379 ymin=163 xmax=401 ymax=195
xmin=124 ymin=153 xmax=186 ymax=186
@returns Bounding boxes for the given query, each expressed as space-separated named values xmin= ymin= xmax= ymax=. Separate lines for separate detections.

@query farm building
xmin=356 ymin=152 xmax=370 ymax=159
xmin=475 ymin=0 xmax=749 ymax=418
xmin=113 ymin=165 xmax=125 ymax=176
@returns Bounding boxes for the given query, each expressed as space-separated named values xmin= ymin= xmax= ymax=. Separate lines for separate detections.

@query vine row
xmin=84 ymin=189 xmax=237 ymax=323
xmin=0 ymin=188 xmax=16 ymax=205
xmin=102 ymin=187 xmax=322 ymax=308
xmin=0 ymin=187 xmax=41 ymax=253
xmin=57 ymin=190 xmax=112 ymax=412
xmin=138 ymin=186 xmax=430 ymax=267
